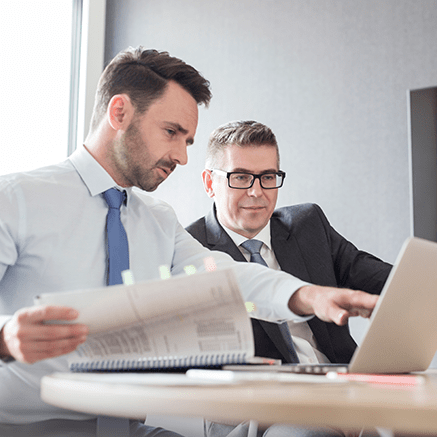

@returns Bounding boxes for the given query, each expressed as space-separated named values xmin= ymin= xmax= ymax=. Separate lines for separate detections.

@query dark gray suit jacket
xmin=186 ymin=203 xmax=392 ymax=364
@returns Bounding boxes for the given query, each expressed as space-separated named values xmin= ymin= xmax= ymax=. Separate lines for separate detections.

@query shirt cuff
xmin=268 ymin=280 xmax=315 ymax=322
xmin=0 ymin=316 xmax=15 ymax=364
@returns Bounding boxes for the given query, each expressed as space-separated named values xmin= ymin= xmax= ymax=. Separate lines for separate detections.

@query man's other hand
xmin=289 ymin=285 xmax=378 ymax=326
xmin=0 ymin=306 xmax=89 ymax=364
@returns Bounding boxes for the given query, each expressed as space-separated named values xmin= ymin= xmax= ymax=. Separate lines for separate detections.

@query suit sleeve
xmin=313 ymin=204 xmax=392 ymax=294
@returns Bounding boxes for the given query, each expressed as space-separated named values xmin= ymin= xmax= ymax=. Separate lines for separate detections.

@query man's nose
xmin=246 ymin=177 xmax=264 ymax=196
xmin=171 ymin=141 xmax=188 ymax=166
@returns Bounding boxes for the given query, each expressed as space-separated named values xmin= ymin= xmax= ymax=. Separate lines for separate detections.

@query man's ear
xmin=107 ymin=94 xmax=134 ymax=131
xmin=202 ymin=169 xmax=215 ymax=198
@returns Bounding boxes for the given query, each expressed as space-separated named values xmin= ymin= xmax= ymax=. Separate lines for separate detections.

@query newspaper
xmin=34 ymin=268 xmax=257 ymax=371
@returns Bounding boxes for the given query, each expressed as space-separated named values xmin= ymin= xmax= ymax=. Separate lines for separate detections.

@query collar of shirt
xmin=217 ymin=220 xmax=281 ymax=270
xmin=69 ymin=145 xmax=132 ymax=204
xmin=218 ymin=220 xmax=272 ymax=249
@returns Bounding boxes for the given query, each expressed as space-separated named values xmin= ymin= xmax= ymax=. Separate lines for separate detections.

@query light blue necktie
xmin=241 ymin=239 xmax=300 ymax=363
xmin=98 ymin=188 xmax=130 ymax=437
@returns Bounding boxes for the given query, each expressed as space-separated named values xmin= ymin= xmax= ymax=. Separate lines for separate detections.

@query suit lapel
xmin=270 ymin=216 xmax=311 ymax=281
xmin=307 ymin=318 xmax=338 ymax=362
xmin=205 ymin=207 xmax=246 ymax=262
xmin=259 ymin=320 xmax=298 ymax=363
xmin=270 ymin=215 xmax=338 ymax=362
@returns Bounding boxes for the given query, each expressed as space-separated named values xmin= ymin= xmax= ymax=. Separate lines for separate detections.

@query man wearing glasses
xmin=186 ymin=120 xmax=391 ymax=437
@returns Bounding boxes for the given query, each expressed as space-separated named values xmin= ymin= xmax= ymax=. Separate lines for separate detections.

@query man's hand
xmin=288 ymin=285 xmax=379 ymax=326
xmin=0 ymin=306 xmax=89 ymax=364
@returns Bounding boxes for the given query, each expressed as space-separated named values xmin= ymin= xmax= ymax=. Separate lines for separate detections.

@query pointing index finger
xmin=346 ymin=292 xmax=378 ymax=311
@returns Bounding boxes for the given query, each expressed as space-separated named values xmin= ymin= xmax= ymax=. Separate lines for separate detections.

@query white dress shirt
xmin=221 ymin=223 xmax=330 ymax=364
xmin=0 ymin=145 xmax=309 ymax=424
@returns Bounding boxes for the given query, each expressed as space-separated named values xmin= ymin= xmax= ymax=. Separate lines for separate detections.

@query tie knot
xmin=241 ymin=239 xmax=264 ymax=255
xmin=103 ymin=188 xmax=126 ymax=209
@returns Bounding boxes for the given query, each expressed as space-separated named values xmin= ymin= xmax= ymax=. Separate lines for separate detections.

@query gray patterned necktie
xmin=241 ymin=239 xmax=268 ymax=266
xmin=241 ymin=239 xmax=300 ymax=363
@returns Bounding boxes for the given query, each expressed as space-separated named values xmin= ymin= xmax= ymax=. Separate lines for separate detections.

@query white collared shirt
xmin=220 ymin=221 xmax=330 ymax=364
xmin=0 ymin=145 xmax=309 ymax=424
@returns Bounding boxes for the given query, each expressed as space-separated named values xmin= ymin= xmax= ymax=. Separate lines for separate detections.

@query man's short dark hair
xmin=206 ymin=120 xmax=280 ymax=169
xmin=89 ymin=47 xmax=212 ymax=133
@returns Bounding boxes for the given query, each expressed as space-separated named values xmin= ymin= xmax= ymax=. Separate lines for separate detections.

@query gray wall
xmin=103 ymin=6 xmax=437 ymax=434
xmin=104 ymin=0 xmax=437 ymax=266
xmin=104 ymin=0 xmax=437 ymax=349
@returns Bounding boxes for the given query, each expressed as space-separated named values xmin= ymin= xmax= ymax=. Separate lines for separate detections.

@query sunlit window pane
xmin=0 ymin=0 xmax=73 ymax=175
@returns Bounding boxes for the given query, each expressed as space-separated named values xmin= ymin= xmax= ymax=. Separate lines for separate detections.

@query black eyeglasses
xmin=211 ymin=169 xmax=286 ymax=189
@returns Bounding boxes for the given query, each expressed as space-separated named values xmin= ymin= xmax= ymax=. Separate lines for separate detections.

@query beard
xmin=113 ymin=120 xmax=176 ymax=192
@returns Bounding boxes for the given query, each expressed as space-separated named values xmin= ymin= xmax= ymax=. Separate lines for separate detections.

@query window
xmin=0 ymin=0 xmax=75 ymax=175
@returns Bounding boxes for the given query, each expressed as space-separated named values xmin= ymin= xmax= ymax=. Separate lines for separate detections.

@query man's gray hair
xmin=205 ymin=120 xmax=280 ymax=169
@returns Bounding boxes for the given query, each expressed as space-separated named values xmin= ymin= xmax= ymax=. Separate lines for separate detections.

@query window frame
xmin=70 ymin=0 xmax=106 ymax=155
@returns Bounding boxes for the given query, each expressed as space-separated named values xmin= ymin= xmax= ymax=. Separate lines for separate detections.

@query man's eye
xmin=262 ymin=174 xmax=275 ymax=181
xmin=235 ymin=174 xmax=250 ymax=181
xmin=166 ymin=129 xmax=176 ymax=136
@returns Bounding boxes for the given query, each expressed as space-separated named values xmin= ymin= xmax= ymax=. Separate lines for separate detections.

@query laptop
xmin=228 ymin=237 xmax=437 ymax=374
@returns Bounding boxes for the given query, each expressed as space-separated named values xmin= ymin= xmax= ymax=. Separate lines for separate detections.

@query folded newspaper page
xmin=34 ymin=268 xmax=258 ymax=371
